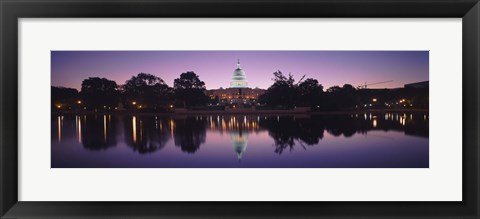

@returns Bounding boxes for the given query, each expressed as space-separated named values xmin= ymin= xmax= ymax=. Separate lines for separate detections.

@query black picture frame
xmin=1 ymin=0 xmax=479 ymax=218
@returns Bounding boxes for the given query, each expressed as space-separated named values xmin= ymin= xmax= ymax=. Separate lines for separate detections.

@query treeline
xmin=258 ymin=71 xmax=428 ymax=111
xmin=52 ymin=70 xmax=428 ymax=112
xmin=52 ymin=72 xmax=210 ymax=111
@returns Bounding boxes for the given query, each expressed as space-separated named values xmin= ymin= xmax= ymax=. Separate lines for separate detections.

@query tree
xmin=80 ymin=77 xmax=119 ymax=110
xmin=173 ymin=71 xmax=209 ymax=107
xmin=173 ymin=71 xmax=206 ymax=90
xmin=326 ymin=85 xmax=342 ymax=93
xmin=51 ymin=86 xmax=79 ymax=110
xmin=296 ymin=78 xmax=323 ymax=107
xmin=323 ymin=84 xmax=361 ymax=110
xmin=261 ymin=71 xmax=299 ymax=108
xmin=122 ymin=73 xmax=173 ymax=109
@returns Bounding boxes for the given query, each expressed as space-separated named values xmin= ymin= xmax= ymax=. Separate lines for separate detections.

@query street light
xmin=77 ymin=100 xmax=82 ymax=104
xmin=132 ymin=101 xmax=136 ymax=105
xmin=372 ymin=98 xmax=377 ymax=102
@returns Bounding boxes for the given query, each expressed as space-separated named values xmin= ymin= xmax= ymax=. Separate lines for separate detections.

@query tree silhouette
xmin=80 ymin=77 xmax=119 ymax=110
xmin=173 ymin=71 xmax=209 ymax=107
xmin=322 ymin=84 xmax=361 ymax=110
xmin=297 ymin=78 xmax=323 ymax=107
xmin=51 ymin=86 xmax=79 ymax=110
xmin=260 ymin=71 xmax=299 ymax=108
xmin=122 ymin=73 xmax=173 ymax=110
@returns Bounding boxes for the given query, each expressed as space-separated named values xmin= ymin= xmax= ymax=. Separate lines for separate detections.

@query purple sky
xmin=51 ymin=51 xmax=428 ymax=90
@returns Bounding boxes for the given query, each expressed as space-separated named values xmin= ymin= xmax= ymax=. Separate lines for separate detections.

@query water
xmin=51 ymin=113 xmax=429 ymax=168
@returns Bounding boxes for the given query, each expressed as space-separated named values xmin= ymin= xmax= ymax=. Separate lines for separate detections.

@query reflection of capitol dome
xmin=231 ymin=132 xmax=248 ymax=160
xmin=230 ymin=59 xmax=248 ymax=88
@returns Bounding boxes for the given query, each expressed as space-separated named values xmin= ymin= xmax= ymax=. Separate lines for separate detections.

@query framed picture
xmin=1 ymin=0 xmax=479 ymax=218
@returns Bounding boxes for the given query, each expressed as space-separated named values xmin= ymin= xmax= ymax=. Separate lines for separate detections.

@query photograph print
xmin=51 ymin=51 xmax=429 ymax=168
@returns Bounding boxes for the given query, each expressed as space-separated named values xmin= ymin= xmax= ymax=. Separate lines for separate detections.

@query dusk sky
xmin=51 ymin=51 xmax=428 ymax=90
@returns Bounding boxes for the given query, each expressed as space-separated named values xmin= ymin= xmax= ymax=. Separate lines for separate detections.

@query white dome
xmin=230 ymin=60 xmax=248 ymax=88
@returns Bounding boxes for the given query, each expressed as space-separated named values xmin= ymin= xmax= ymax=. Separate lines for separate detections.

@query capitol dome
xmin=230 ymin=60 xmax=248 ymax=88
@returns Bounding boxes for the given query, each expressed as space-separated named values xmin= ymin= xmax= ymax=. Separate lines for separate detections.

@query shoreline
xmin=52 ymin=108 xmax=429 ymax=116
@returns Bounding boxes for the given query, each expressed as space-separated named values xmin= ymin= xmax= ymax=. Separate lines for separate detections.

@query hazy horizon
xmin=51 ymin=50 xmax=429 ymax=90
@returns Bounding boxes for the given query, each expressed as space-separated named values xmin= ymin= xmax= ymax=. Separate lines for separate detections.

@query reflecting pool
xmin=51 ymin=113 xmax=428 ymax=168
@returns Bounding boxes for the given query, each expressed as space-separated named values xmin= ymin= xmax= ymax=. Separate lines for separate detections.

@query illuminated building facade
xmin=206 ymin=60 xmax=266 ymax=105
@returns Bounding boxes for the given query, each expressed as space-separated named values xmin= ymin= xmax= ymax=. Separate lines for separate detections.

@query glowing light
xmin=77 ymin=100 xmax=82 ymax=104
xmin=372 ymin=98 xmax=377 ymax=102
xmin=132 ymin=101 xmax=136 ymax=105
xmin=373 ymin=119 xmax=377 ymax=128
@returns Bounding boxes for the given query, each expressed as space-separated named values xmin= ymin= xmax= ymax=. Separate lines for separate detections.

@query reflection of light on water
xmin=169 ymin=118 xmax=175 ymax=137
xmin=364 ymin=113 xmax=367 ymax=120
xmin=132 ymin=116 xmax=137 ymax=143
xmin=103 ymin=115 xmax=107 ymax=143
xmin=373 ymin=119 xmax=377 ymax=128
xmin=77 ymin=116 xmax=82 ymax=143
xmin=399 ymin=117 xmax=406 ymax=126
xmin=57 ymin=116 xmax=62 ymax=143
xmin=424 ymin=114 xmax=427 ymax=120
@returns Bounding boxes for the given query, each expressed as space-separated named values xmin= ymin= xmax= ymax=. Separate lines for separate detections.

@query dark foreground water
xmin=51 ymin=113 xmax=429 ymax=168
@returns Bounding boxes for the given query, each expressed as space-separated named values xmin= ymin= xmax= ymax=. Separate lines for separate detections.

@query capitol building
xmin=206 ymin=60 xmax=266 ymax=105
